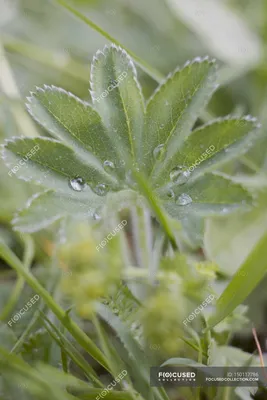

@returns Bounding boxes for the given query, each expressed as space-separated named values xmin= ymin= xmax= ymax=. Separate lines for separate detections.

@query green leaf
xmin=26 ymin=85 xmax=120 ymax=174
xmin=0 ymin=323 xmax=17 ymax=352
xmin=0 ymin=242 xmax=110 ymax=372
xmin=142 ymin=57 xmax=217 ymax=176
xmin=90 ymin=44 xmax=145 ymax=165
xmin=2 ymin=44 xmax=261 ymax=235
xmin=208 ymin=344 xmax=256 ymax=367
xmin=154 ymin=116 xmax=260 ymax=187
xmin=3 ymin=137 xmax=118 ymax=191
xmin=75 ymin=389 xmax=134 ymax=400
xmin=96 ymin=303 xmax=147 ymax=371
xmin=162 ymin=357 xmax=205 ymax=368
xmin=208 ymin=231 xmax=267 ymax=329
xmin=12 ymin=190 xmax=105 ymax=233
xmin=162 ymin=173 xmax=252 ymax=218
xmin=96 ymin=303 xmax=151 ymax=400
xmin=204 ymin=199 xmax=267 ymax=275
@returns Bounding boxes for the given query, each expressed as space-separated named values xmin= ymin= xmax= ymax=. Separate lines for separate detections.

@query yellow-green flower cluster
xmin=194 ymin=261 xmax=219 ymax=280
xmin=59 ymin=224 xmax=123 ymax=317
xmin=142 ymin=289 xmax=187 ymax=354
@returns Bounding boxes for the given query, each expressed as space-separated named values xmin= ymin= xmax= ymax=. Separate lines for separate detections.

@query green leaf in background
xmin=162 ymin=357 xmax=205 ymax=368
xmin=204 ymin=197 xmax=267 ymax=275
xmin=166 ymin=0 xmax=262 ymax=68
xmin=0 ymin=323 xmax=17 ymax=352
xmin=207 ymin=344 xmax=256 ymax=367
xmin=208 ymin=231 xmax=267 ymax=329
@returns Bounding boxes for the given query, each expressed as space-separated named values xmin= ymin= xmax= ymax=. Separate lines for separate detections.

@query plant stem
xmin=133 ymin=171 xmax=178 ymax=250
xmin=54 ymin=0 xmax=164 ymax=83
xmin=0 ymin=241 xmax=110 ymax=372
xmin=0 ymin=234 xmax=34 ymax=321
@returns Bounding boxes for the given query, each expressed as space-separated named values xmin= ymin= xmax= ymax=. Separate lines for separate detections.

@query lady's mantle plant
xmin=0 ymin=44 xmax=264 ymax=400
xmin=1 ymin=44 xmax=260 ymax=235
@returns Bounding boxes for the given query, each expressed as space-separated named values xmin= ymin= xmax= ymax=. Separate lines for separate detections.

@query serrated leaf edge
xmin=146 ymin=56 xmax=218 ymax=109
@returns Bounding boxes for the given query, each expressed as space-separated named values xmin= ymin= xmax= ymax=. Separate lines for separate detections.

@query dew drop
xmin=170 ymin=166 xmax=183 ymax=181
xmin=160 ymin=124 xmax=164 ymax=129
xmin=177 ymin=193 xmax=192 ymax=206
xmin=93 ymin=183 xmax=108 ymax=196
xmin=103 ymin=160 xmax=115 ymax=172
xmin=93 ymin=211 xmax=101 ymax=220
xmin=170 ymin=166 xmax=191 ymax=185
xmin=69 ymin=177 xmax=86 ymax=192
xmin=153 ymin=144 xmax=165 ymax=160
xmin=167 ymin=189 xmax=175 ymax=199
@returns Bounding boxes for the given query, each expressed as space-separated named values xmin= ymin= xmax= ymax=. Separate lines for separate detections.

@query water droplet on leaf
xmin=167 ymin=189 xmax=175 ymax=198
xmin=153 ymin=144 xmax=165 ymax=160
xmin=170 ymin=166 xmax=190 ymax=185
xmin=93 ymin=212 xmax=101 ymax=220
xmin=69 ymin=177 xmax=86 ymax=192
xmin=93 ymin=183 xmax=108 ymax=196
xmin=103 ymin=160 xmax=115 ymax=172
xmin=177 ymin=193 xmax=192 ymax=206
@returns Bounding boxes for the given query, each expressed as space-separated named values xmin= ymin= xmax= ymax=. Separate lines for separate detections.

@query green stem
xmin=0 ymin=241 xmax=110 ymax=372
xmin=239 ymin=155 xmax=261 ymax=173
xmin=41 ymin=313 xmax=103 ymax=387
xmin=222 ymin=385 xmax=231 ymax=400
xmin=0 ymin=235 xmax=34 ymax=321
xmin=54 ymin=0 xmax=164 ymax=83
xmin=133 ymin=171 xmax=178 ymax=250
xmin=10 ymin=309 xmax=41 ymax=353
xmin=92 ymin=315 xmax=114 ymax=373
